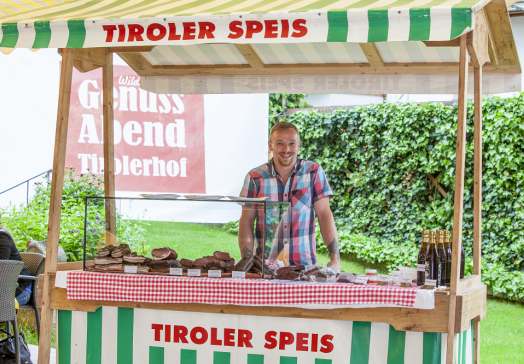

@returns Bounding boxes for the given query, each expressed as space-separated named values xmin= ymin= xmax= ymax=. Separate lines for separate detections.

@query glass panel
xmin=84 ymin=197 xmax=290 ymax=278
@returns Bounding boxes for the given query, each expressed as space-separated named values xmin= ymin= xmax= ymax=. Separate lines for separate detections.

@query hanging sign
xmin=64 ymin=65 xmax=206 ymax=193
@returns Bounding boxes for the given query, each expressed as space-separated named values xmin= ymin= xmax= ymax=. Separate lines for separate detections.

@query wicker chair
xmin=18 ymin=253 xmax=45 ymax=339
xmin=0 ymin=260 xmax=24 ymax=364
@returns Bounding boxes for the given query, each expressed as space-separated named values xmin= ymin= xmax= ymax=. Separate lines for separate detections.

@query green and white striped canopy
xmin=0 ymin=0 xmax=490 ymax=49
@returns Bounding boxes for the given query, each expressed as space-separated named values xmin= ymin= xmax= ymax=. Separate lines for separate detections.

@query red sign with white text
xmin=65 ymin=65 xmax=206 ymax=193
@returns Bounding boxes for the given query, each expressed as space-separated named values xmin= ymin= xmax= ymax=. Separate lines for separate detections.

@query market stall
xmin=1 ymin=0 xmax=520 ymax=363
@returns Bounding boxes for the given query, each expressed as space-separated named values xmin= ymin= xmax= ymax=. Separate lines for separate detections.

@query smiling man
xmin=238 ymin=122 xmax=340 ymax=269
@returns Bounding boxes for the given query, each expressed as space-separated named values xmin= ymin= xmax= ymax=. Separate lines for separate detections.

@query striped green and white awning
xmin=0 ymin=0 xmax=490 ymax=49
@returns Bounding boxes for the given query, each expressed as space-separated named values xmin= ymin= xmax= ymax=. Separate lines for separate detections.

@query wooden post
xmin=103 ymin=48 xmax=117 ymax=246
xmin=38 ymin=48 xmax=74 ymax=364
xmin=472 ymin=65 xmax=483 ymax=364
xmin=446 ymin=34 xmax=468 ymax=364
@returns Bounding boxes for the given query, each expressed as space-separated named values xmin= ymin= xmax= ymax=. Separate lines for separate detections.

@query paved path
xmin=28 ymin=344 xmax=56 ymax=364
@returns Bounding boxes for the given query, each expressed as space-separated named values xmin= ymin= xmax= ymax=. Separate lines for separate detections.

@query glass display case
xmin=82 ymin=195 xmax=290 ymax=278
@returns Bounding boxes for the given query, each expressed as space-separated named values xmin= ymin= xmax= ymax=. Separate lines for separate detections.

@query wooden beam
xmin=234 ymin=44 xmax=265 ymax=68
xmin=359 ymin=43 xmax=384 ymax=67
xmin=423 ymin=39 xmax=461 ymax=47
xmin=117 ymin=51 xmax=152 ymax=74
xmin=455 ymin=285 xmax=487 ymax=333
xmin=38 ymin=48 xmax=74 ymax=364
xmin=72 ymin=59 xmax=103 ymax=73
xmin=446 ymin=34 xmax=468 ymax=364
xmin=485 ymin=0 xmax=521 ymax=69
xmin=135 ymin=62 xmax=519 ymax=76
xmin=467 ymin=9 xmax=490 ymax=68
xmin=109 ymin=46 xmax=155 ymax=53
xmin=473 ymin=320 xmax=481 ymax=364
xmin=473 ymin=67 xmax=482 ymax=277
xmin=103 ymin=49 xmax=117 ymax=246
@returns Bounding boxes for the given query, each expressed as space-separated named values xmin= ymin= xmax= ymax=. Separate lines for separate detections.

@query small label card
xmin=169 ymin=268 xmax=183 ymax=276
xmin=417 ymin=264 xmax=426 ymax=272
xmin=377 ymin=274 xmax=390 ymax=282
xmin=400 ymin=277 xmax=413 ymax=283
xmin=124 ymin=266 xmax=137 ymax=274
xmin=232 ymin=271 xmax=246 ymax=279
xmin=188 ymin=269 xmax=201 ymax=277
xmin=354 ymin=275 xmax=369 ymax=284
xmin=425 ymin=279 xmax=437 ymax=287
xmin=208 ymin=270 xmax=222 ymax=278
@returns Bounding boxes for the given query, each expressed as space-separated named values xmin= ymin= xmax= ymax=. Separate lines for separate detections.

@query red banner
xmin=65 ymin=65 xmax=205 ymax=193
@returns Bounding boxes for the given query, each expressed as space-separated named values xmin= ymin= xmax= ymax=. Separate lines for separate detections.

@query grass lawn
xmin=481 ymin=298 xmax=524 ymax=363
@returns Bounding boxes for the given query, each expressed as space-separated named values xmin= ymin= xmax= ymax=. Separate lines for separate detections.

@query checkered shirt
xmin=240 ymin=159 xmax=333 ymax=266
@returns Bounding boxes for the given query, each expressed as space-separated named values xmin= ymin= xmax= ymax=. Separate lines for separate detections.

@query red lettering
xmin=264 ymin=20 xmax=278 ymax=38
xmin=165 ymin=324 xmax=171 ymax=342
xmin=292 ymin=19 xmax=307 ymax=38
xmin=190 ymin=327 xmax=208 ymax=345
xmin=147 ymin=23 xmax=167 ymax=41
xmin=311 ymin=333 xmax=318 ymax=352
xmin=281 ymin=19 xmax=289 ymax=38
xmin=228 ymin=21 xmax=244 ymax=39
xmin=173 ymin=325 xmax=189 ymax=344
xmin=118 ymin=24 xmax=126 ymax=42
xmin=279 ymin=332 xmax=294 ymax=350
xmin=245 ymin=21 xmax=263 ymax=38
xmin=151 ymin=324 xmax=163 ymax=342
xmin=296 ymin=333 xmax=308 ymax=351
xmin=238 ymin=330 xmax=253 ymax=348
xmin=103 ymin=25 xmax=117 ymax=42
xmin=264 ymin=331 xmax=278 ymax=349
xmin=128 ymin=24 xmax=144 ymax=42
xmin=211 ymin=328 xmax=223 ymax=346
xmin=183 ymin=22 xmax=196 ymax=40
xmin=320 ymin=335 xmax=334 ymax=354
xmin=224 ymin=328 xmax=235 ymax=347
xmin=168 ymin=23 xmax=181 ymax=40
xmin=198 ymin=22 xmax=215 ymax=39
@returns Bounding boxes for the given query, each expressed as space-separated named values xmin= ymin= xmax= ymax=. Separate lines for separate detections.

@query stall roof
xmin=0 ymin=0 xmax=494 ymax=48
xmin=0 ymin=0 xmax=520 ymax=95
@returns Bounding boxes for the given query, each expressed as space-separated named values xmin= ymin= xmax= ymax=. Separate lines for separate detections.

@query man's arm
xmin=314 ymin=197 xmax=340 ymax=270
xmin=238 ymin=207 xmax=257 ymax=258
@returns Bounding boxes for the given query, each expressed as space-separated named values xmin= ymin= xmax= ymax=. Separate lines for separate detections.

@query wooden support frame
xmin=37 ymin=48 xmax=74 ymax=364
xmin=359 ymin=43 xmax=384 ymax=67
xmin=446 ymin=34 xmax=468 ymax=364
xmin=103 ymin=49 xmax=117 ymax=245
xmin=234 ymin=44 xmax=266 ymax=69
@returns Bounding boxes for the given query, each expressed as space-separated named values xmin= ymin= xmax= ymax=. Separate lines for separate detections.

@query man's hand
xmin=314 ymin=197 xmax=341 ymax=271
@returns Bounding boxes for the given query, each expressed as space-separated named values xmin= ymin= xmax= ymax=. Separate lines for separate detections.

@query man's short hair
xmin=269 ymin=122 xmax=300 ymax=142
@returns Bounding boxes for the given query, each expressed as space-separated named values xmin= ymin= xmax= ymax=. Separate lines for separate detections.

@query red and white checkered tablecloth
xmin=66 ymin=271 xmax=420 ymax=307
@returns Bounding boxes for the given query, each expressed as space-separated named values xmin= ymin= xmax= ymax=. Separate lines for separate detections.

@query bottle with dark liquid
xmin=426 ymin=230 xmax=441 ymax=284
xmin=459 ymin=231 xmax=465 ymax=279
xmin=436 ymin=230 xmax=446 ymax=287
xmin=443 ymin=230 xmax=452 ymax=286
xmin=417 ymin=230 xmax=429 ymax=286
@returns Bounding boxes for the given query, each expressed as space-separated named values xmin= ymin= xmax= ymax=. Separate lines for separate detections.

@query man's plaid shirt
xmin=240 ymin=158 xmax=333 ymax=266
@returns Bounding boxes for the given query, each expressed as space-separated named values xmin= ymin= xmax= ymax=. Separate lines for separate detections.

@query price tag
xmin=169 ymin=268 xmax=183 ymax=276
xmin=232 ymin=271 xmax=246 ymax=279
xmin=124 ymin=266 xmax=138 ymax=274
xmin=377 ymin=274 xmax=390 ymax=282
xmin=188 ymin=269 xmax=201 ymax=277
xmin=400 ymin=276 xmax=413 ymax=283
xmin=417 ymin=264 xmax=426 ymax=272
xmin=425 ymin=279 xmax=437 ymax=287
xmin=208 ymin=270 xmax=222 ymax=278
xmin=354 ymin=275 xmax=369 ymax=284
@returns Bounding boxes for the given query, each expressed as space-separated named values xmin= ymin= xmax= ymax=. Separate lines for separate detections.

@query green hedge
xmin=284 ymin=94 xmax=524 ymax=299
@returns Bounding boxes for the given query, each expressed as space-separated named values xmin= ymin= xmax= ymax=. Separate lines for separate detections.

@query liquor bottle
xmin=443 ymin=230 xmax=452 ymax=287
xmin=417 ymin=230 xmax=429 ymax=286
xmin=426 ymin=230 xmax=440 ymax=284
xmin=449 ymin=230 xmax=466 ymax=280
xmin=436 ymin=230 xmax=446 ymax=287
